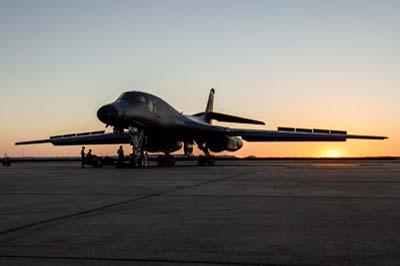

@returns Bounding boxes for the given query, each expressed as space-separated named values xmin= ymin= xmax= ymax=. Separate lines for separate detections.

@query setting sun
xmin=322 ymin=150 xmax=343 ymax=158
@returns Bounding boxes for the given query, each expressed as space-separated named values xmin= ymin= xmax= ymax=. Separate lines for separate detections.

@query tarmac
xmin=0 ymin=160 xmax=399 ymax=266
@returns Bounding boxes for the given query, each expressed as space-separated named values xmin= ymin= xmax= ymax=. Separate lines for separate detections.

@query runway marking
xmin=0 ymin=171 xmax=257 ymax=239
xmin=0 ymin=254 xmax=336 ymax=266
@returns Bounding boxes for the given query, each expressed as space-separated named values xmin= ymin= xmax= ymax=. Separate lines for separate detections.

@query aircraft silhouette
xmin=16 ymin=89 xmax=387 ymax=166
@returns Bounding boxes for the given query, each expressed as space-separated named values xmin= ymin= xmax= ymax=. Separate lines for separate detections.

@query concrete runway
xmin=0 ymin=160 xmax=399 ymax=266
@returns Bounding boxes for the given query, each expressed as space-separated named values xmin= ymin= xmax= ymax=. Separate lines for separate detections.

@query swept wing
xmin=227 ymin=127 xmax=387 ymax=142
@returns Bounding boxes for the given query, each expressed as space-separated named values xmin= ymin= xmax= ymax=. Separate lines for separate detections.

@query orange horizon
xmin=3 ymin=139 xmax=396 ymax=158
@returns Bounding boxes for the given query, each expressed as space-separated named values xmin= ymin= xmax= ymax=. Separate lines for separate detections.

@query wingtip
xmin=15 ymin=139 xmax=52 ymax=145
xmin=346 ymin=134 xmax=388 ymax=140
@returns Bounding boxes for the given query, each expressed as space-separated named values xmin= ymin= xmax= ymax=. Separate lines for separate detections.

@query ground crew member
xmin=117 ymin=146 xmax=124 ymax=166
xmin=87 ymin=149 xmax=93 ymax=164
xmin=3 ymin=154 xmax=11 ymax=167
xmin=81 ymin=146 xmax=85 ymax=168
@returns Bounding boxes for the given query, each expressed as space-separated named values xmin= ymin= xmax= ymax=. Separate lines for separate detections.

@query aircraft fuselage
xmin=97 ymin=91 xmax=226 ymax=141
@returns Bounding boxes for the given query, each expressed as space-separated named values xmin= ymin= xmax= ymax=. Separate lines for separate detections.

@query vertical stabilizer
xmin=205 ymin=88 xmax=215 ymax=113
xmin=204 ymin=88 xmax=215 ymax=123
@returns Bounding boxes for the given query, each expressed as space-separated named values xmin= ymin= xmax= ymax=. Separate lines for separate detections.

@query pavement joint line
xmin=0 ymin=170 xmax=258 ymax=238
xmin=0 ymin=254 xmax=336 ymax=266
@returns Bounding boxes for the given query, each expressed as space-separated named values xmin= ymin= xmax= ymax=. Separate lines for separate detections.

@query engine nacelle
xmin=208 ymin=136 xmax=243 ymax=152
xmin=147 ymin=140 xmax=183 ymax=153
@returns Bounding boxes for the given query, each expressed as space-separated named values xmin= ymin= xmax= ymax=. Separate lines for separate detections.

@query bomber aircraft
xmin=16 ymin=89 xmax=387 ymax=166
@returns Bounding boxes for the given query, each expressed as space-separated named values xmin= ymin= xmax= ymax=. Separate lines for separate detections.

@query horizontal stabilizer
xmin=194 ymin=112 xmax=265 ymax=125
xmin=210 ymin=112 xmax=265 ymax=125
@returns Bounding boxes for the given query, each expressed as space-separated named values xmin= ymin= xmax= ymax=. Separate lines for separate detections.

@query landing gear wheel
xmin=129 ymin=154 xmax=137 ymax=168
xmin=208 ymin=156 xmax=215 ymax=166
xmin=137 ymin=156 xmax=144 ymax=168
xmin=197 ymin=155 xmax=215 ymax=166
xmin=196 ymin=142 xmax=215 ymax=166
xmin=198 ymin=155 xmax=206 ymax=166
xmin=157 ymin=155 xmax=176 ymax=167
xmin=168 ymin=156 xmax=176 ymax=167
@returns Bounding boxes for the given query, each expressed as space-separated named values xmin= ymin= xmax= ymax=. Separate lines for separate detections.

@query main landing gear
xmin=127 ymin=129 xmax=215 ymax=168
xmin=197 ymin=142 xmax=215 ymax=166
xmin=128 ymin=127 xmax=148 ymax=168
xmin=126 ymin=127 xmax=181 ymax=168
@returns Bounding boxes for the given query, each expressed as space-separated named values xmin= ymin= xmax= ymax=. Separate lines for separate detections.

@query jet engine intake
xmin=207 ymin=136 xmax=243 ymax=152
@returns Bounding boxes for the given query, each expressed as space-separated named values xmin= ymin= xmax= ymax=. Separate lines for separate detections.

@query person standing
xmin=87 ymin=149 xmax=93 ymax=163
xmin=80 ymin=146 xmax=85 ymax=168
xmin=3 ymin=153 xmax=11 ymax=167
xmin=117 ymin=146 xmax=124 ymax=166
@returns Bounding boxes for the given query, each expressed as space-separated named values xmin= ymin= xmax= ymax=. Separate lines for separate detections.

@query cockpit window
xmin=117 ymin=92 xmax=146 ymax=103
xmin=138 ymin=95 xmax=146 ymax=102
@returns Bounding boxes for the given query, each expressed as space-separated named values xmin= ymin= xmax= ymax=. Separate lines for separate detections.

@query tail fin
xmin=204 ymin=88 xmax=215 ymax=123
xmin=205 ymin=88 xmax=215 ymax=113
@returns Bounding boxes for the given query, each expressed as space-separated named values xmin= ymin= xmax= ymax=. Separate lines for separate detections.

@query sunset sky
xmin=1 ymin=0 xmax=398 ymax=158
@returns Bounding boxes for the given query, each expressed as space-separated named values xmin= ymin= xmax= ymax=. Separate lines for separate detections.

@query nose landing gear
xmin=128 ymin=127 xmax=148 ymax=168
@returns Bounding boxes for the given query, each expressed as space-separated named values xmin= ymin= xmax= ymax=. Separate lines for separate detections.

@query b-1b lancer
xmin=16 ymin=89 xmax=387 ymax=166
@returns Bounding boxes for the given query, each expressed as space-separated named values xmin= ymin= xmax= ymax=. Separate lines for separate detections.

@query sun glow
xmin=322 ymin=150 xmax=343 ymax=158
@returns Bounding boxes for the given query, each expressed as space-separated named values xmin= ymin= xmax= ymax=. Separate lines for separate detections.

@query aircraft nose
xmin=97 ymin=104 xmax=119 ymax=125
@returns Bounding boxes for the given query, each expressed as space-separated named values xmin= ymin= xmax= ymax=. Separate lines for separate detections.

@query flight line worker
xmin=87 ymin=149 xmax=93 ymax=164
xmin=81 ymin=146 xmax=85 ymax=168
xmin=117 ymin=145 xmax=124 ymax=166
xmin=3 ymin=153 xmax=10 ymax=167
